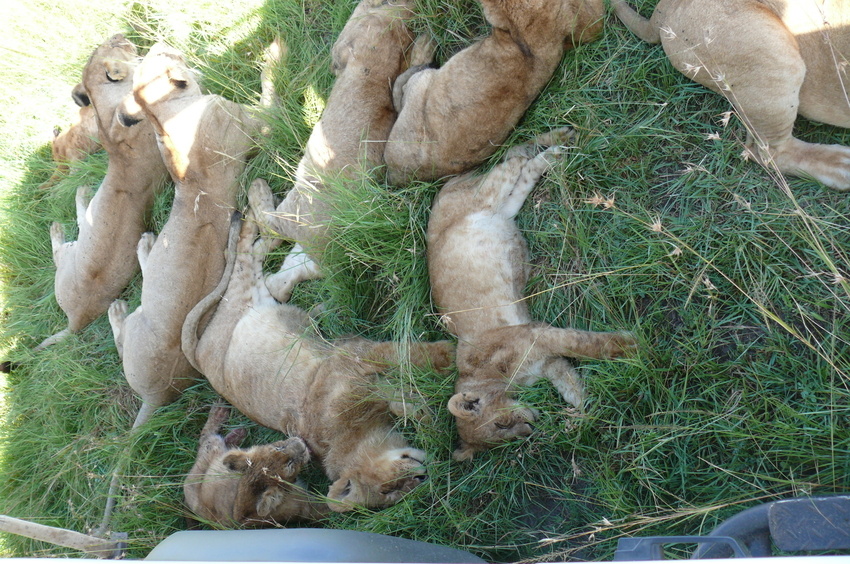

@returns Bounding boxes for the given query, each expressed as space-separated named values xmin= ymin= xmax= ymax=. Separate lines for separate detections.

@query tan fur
xmin=44 ymin=101 xmax=101 ymax=187
xmin=427 ymin=129 xmax=638 ymax=461
xmin=184 ymin=405 xmax=326 ymax=527
xmin=251 ymin=0 xmax=417 ymax=302
xmin=612 ymin=0 xmax=850 ymax=191
xmin=37 ymin=34 xmax=167 ymax=351
xmin=182 ymin=182 xmax=455 ymax=511
xmin=383 ymin=0 xmax=604 ymax=186
xmin=107 ymin=43 xmax=267 ymax=430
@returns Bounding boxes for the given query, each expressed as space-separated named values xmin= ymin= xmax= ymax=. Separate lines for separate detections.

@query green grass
xmin=2 ymin=0 xmax=850 ymax=560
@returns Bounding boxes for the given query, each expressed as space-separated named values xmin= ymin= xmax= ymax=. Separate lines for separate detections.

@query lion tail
xmin=611 ymin=0 xmax=661 ymax=44
xmin=34 ymin=328 xmax=71 ymax=352
xmin=181 ymin=210 xmax=242 ymax=373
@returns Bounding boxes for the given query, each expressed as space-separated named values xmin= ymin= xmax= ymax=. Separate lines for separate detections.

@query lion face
xmin=130 ymin=42 xmax=202 ymax=112
xmin=329 ymin=0 xmax=413 ymax=76
xmin=78 ymin=34 xmax=140 ymax=144
xmin=326 ymin=447 xmax=427 ymax=512
xmin=224 ymin=437 xmax=313 ymax=521
xmin=448 ymin=389 xmax=538 ymax=461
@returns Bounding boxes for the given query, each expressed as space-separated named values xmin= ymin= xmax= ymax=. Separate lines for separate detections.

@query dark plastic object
xmin=692 ymin=502 xmax=772 ymax=558
xmin=694 ymin=495 xmax=850 ymax=558
xmin=614 ymin=536 xmax=749 ymax=560
xmin=145 ymin=529 xmax=486 ymax=563
xmin=769 ymin=496 xmax=850 ymax=552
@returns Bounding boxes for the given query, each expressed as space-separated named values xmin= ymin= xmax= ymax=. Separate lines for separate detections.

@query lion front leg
xmin=265 ymin=244 xmax=321 ymax=303
xmin=539 ymin=356 xmax=585 ymax=409
xmin=136 ymin=232 xmax=156 ymax=276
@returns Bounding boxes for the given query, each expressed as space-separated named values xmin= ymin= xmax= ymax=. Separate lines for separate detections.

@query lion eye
xmin=105 ymin=71 xmax=120 ymax=83
xmin=494 ymin=422 xmax=513 ymax=430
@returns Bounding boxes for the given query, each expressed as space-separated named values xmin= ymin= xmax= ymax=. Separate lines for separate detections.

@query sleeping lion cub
xmin=183 ymin=184 xmax=454 ymax=511
xmin=251 ymin=0 xmax=417 ymax=302
xmin=184 ymin=405 xmax=325 ymax=527
xmin=428 ymin=129 xmax=637 ymax=461
xmin=384 ymin=0 xmax=604 ymax=185
xmin=38 ymin=34 xmax=167 ymax=351
xmin=612 ymin=0 xmax=850 ymax=191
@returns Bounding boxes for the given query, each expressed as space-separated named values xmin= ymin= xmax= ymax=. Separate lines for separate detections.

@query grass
xmin=2 ymin=0 xmax=850 ymax=560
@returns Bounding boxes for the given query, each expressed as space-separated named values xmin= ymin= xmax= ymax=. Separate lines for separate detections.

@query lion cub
xmin=251 ymin=0 xmax=418 ymax=302
xmin=612 ymin=0 xmax=850 ymax=191
xmin=427 ymin=129 xmax=637 ymax=461
xmin=38 ymin=34 xmax=167 ymax=350
xmin=384 ymin=0 xmax=604 ymax=185
xmin=44 ymin=100 xmax=100 ymax=188
xmin=183 ymin=181 xmax=454 ymax=511
xmin=108 ymin=42 xmax=269 ymax=430
xmin=184 ymin=405 xmax=326 ymax=527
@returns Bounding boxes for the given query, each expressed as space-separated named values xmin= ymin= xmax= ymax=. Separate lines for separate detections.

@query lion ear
xmin=166 ymin=66 xmax=191 ymax=89
xmin=448 ymin=393 xmax=482 ymax=419
xmin=223 ymin=452 xmax=250 ymax=472
xmin=326 ymin=477 xmax=358 ymax=512
xmin=71 ymin=83 xmax=90 ymax=108
xmin=104 ymin=60 xmax=131 ymax=82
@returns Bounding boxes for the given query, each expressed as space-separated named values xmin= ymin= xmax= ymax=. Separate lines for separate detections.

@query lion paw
xmin=601 ymin=331 xmax=639 ymax=359
xmin=265 ymin=273 xmax=295 ymax=303
xmin=49 ymin=222 xmax=66 ymax=259
xmin=223 ymin=427 xmax=247 ymax=448
xmin=248 ymin=178 xmax=276 ymax=219
xmin=207 ymin=404 xmax=231 ymax=426
xmin=137 ymin=232 xmax=156 ymax=273
xmin=409 ymin=34 xmax=436 ymax=67
xmin=108 ymin=300 xmax=129 ymax=355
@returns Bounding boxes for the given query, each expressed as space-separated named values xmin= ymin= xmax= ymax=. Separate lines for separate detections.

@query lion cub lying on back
xmin=184 ymin=405 xmax=325 ymax=527
xmin=183 ymin=183 xmax=454 ymax=511
xmin=612 ymin=0 xmax=850 ymax=191
xmin=427 ymin=129 xmax=637 ymax=461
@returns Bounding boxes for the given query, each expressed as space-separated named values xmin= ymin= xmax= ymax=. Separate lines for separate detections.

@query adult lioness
xmin=383 ymin=0 xmax=604 ymax=186
xmin=251 ymin=0 xmax=418 ymax=302
xmin=612 ymin=0 xmax=850 ymax=191
xmin=184 ymin=405 xmax=326 ymax=527
xmin=427 ymin=129 xmax=637 ymax=461
xmin=182 ymin=180 xmax=455 ymax=511
xmin=37 ymin=34 xmax=167 ymax=350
